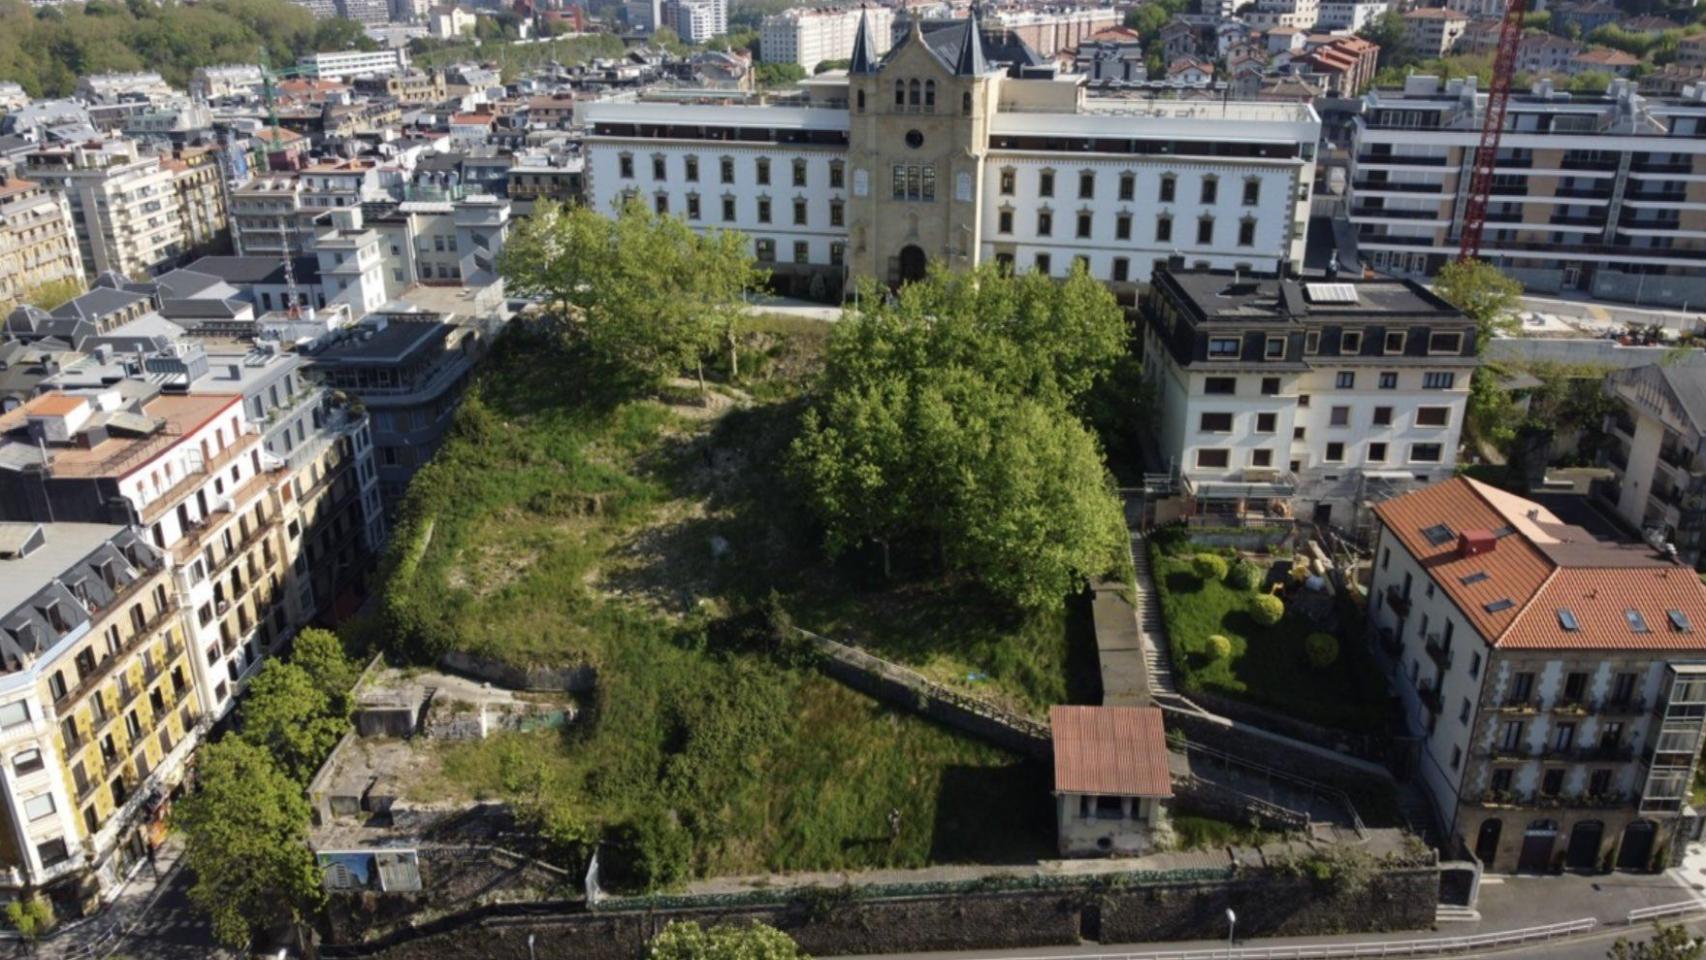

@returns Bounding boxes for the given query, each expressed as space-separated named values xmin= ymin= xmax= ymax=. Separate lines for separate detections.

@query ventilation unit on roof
xmin=1459 ymin=529 xmax=1497 ymax=558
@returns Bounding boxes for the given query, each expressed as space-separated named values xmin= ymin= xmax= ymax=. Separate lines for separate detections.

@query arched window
xmin=962 ymin=90 xmax=972 ymax=115
xmin=894 ymin=79 xmax=906 ymax=106
xmin=924 ymin=80 xmax=936 ymax=110
xmin=857 ymin=89 xmax=866 ymax=112
xmin=908 ymin=78 xmax=921 ymax=107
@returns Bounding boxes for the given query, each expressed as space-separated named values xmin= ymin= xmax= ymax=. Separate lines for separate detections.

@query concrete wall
xmin=439 ymin=650 xmax=597 ymax=693
xmin=319 ymin=868 xmax=1439 ymax=958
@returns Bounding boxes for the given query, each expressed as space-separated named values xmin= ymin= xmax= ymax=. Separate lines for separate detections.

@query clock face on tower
xmin=905 ymin=129 xmax=924 ymax=149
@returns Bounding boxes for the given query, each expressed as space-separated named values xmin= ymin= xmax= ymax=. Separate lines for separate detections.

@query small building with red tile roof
xmin=1368 ymin=475 xmax=1706 ymax=876
xmin=1050 ymin=705 xmax=1172 ymax=856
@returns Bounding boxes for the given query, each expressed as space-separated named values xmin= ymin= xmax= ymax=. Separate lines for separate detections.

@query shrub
xmin=4 ymin=897 xmax=53 ymax=940
xmin=1249 ymin=593 xmax=1284 ymax=626
xmin=1191 ymin=553 xmax=1229 ymax=581
xmin=1205 ymin=634 xmax=1233 ymax=660
xmin=1150 ymin=523 xmax=1192 ymax=557
xmin=1304 ymin=632 xmax=1340 ymax=668
xmin=1226 ymin=559 xmax=1263 ymax=591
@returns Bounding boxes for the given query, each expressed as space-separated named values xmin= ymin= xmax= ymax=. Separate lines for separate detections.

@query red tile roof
xmin=1374 ymin=477 xmax=1706 ymax=652
xmin=1050 ymin=706 xmax=1172 ymax=798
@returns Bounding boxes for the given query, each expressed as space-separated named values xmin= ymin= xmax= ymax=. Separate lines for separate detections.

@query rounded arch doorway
xmin=897 ymin=244 xmax=928 ymax=285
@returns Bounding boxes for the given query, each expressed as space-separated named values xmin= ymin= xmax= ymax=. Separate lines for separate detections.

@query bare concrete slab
xmin=1091 ymin=581 xmax=1151 ymax=708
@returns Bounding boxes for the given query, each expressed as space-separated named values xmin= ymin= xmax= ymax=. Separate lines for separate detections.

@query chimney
xmin=1459 ymin=529 xmax=1496 ymax=558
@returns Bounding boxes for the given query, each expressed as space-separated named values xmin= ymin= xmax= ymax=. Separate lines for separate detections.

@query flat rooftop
xmin=0 ymin=391 xmax=243 ymax=479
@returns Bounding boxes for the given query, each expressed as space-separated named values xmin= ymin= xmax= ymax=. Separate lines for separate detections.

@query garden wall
xmin=798 ymin=628 xmax=1052 ymax=760
xmin=1185 ymin=690 xmax=1386 ymax=764
xmin=1163 ymin=707 xmax=1391 ymax=794
xmin=1179 ymin=528 xmax=1295 ymax=552
xmin=319 ymin=868 xmax=1438 ymax=959
xmin=439 ymin=651 xmax=597 ymax=693
xmin=322 ymin=846 xmax=576 ymax=944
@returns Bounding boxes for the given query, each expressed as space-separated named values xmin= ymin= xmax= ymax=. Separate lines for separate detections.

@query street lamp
xmin=1226 ymin=907 xmax=1237 ymax=957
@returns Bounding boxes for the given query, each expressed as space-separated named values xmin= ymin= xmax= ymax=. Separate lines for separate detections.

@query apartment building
xmin=1139 ymin=267 xmax=1477 ymax=527
xmin=0 ymin=521 xmax=200 ymax=913
xmin=670 ymin=0 xmax=728 ymax=44
xmin=73 ymin=73 xmax=175 ymax=105
xmin=1316 ymin=0 xmax=1390 ymax=32
xmin=0 ymin=179 xmax=84 ymax=311
xmin=584 ymin=12 xmax=1318 ymax=294
xmin=367 ymin=195 xmax=512 ymax=294
xmin=352 ymin=69 xmax=448 ymax=105
xmin=1368 ymin=477 xmax=1706 ymax=875
xmin=190 ymin=65 xmax=265 ymax=100
xmin=301 ymin=159 xmax=386 ymax=210
xmin=1245 ymin=0 xmax=1321 ymax=32
xmin=985 ymin=6 xmax=1122 ymax=57
xmin=163 ymin=148 xmax=229 ymax=259
xmin=230 ymin=178 xmax=317 ymax=259
xmin=23 ymin=139 xmax=187 ymax=282
xmin=1594 ymin=359 xmax=1706 ymax=567
xmin=1402 ymin=8 xmax=1470 ymax=57
xmin=1347 ymin=76 xmax=1706 ymax=308
xmin=296 ymin=48 xmax=410 ymax=81
xmin=761 ymin=5 xmax=896 ymax=73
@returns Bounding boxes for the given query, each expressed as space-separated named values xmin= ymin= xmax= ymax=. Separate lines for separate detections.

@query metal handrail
xmin=1628 ymin=901 xmax=1706 ymax=923
xmin=947 ymin=918 xmax=1598 ymax=959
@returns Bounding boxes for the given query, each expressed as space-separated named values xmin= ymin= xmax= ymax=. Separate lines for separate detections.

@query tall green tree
xmin=1359 ymin=10 xmax=1411 ymax=67
xmin=499 ymin=199 xmax=763 ymax=392
xmin=290 ymin=627 xmax=360 ymax=714
xmin=1435 ymin=258 xmax=1524 ymax=455
xmin=790 ymin=264 xmax=1127 ymax=608
xmin=173 ymin=739 xmax=322 ymax=949
xmin=237 ymin=660 xmax=347 ymax=781
xmin=650 ymin=921 xmax=808 ymax=960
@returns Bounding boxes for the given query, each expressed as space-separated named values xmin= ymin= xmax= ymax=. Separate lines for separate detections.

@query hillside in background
xmin=0 ymin=0 xmax=375 ymax=97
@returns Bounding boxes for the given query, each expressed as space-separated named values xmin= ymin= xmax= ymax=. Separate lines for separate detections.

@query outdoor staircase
xmin=1129 ymin=531 xmax=1185 ymax=706
xmin=1435 ymin=904 xmax=1482 ymax=924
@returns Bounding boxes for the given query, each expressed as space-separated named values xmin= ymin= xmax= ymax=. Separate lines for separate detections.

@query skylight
xmin=1422 ymin=524 xmax=1455 ymax=547
xmin=1557 ymin=609 xmax=1579 ymax=632
xmin=1627 ymin=610 xmax=1651 ymax=634
xmin=1485 ymin=598 xmax=1515 ymax=613
xmin=1460 ymin=572 xmax=1490 ymax=586
xmin=1669 ymin=610 xmax=1693 ymax=633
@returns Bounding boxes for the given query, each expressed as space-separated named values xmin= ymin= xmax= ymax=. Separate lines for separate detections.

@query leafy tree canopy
xmin=1609 ymin=923 xmax=1706 ymax=960
xmin=173 ymin=738 xmax=322 ymax=949
xmin=237 ymin=659 xmax=348 ymax=781
xmin=1433 ymin=257 xmax=1522 ymax=348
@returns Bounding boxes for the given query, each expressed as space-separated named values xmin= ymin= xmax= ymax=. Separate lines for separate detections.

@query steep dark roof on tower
xmin=849 ymin=7 xmax=878 ymax=74
xmin=952 ymin=10 xmax=988 ymax=75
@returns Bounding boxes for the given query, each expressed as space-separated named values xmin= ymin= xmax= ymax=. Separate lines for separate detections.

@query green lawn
xmin=1150 ymin=553 xmax=1386 ymax=733
xmin=379 ymin=325 xmax=1062 ymax=881
xmin=1169 ymin=814 xmax=1286 ymax=852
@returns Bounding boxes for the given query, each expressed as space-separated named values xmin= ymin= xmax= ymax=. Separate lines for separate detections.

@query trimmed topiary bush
xmin=1191 ymin=553 xmax=1230 ymax=581
xmin=1305 ymin=632 xmax=1340 ymax=668
xmin=1205 ymin=634 xmax=1233 ymax=660
xmin=1249 ymin=593 xmax=1284 ymax=626
xmin=1226 ymin=559 xmax=1263 ymax=591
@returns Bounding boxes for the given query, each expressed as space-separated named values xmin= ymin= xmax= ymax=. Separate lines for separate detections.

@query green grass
xmin=379 ymin=327 xmax=1059 ymax=880
xmin=1151 ymin=553 xmax=1386 ymax=733
xmin=1169 ymin=815 xmax=1284 ymax=852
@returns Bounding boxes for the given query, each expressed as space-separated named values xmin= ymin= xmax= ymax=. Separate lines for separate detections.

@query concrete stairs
xmin=1435 ymin=904 xmax=1482 ymax=923
xmin=1128 ymin=532 xmax=1183 ymax=705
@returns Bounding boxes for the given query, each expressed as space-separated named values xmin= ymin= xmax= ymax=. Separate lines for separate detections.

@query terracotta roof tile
xmin=1375 ymin=477 xmax=1706 ymax=653
xmin=1050 ymin=706 xmax=1172 ymax=798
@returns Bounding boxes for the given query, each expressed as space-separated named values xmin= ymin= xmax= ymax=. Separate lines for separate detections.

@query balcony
xmin=1552 ymin=697 xmax=1592 ymax=717
xmin=1377 ymin=626 xmax=1403 ymax=658
xmin=1660 ymin=443 xmax=1698 ymax=472
xmin=1351 ymin=179 xmax=1444 ymax=194
xmin=1351 ymin=206 xmax=1444 ymax=221
xmin=1386 ymin=585 xmax=1412 ymax=617
xmin=1597 ymin=696 xmax=1648 ymax=716
xmin=1356 ymin=153 xmax=1449 ymax=167
xmin=1497 ymin=694 xmax=1541 ymax=713
xmin=1549 ymin=215 xmax=1606 ymax=228
xmin=1554 ymin=186 xmax=1615 ymax=200
xmin=58 ymin=601 xmax=180 ymax=714
xmin=1424 ymin=635 xmax=1454 ymax=671
xmin=1419 ymin=682 xmax=1444 ymax=715
xmin=1560 ymin=157 xmax=1620 ymax=171
xmin=1574 ymin=742 xmax=1636 ymax=763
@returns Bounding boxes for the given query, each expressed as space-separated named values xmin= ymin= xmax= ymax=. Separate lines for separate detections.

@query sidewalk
xmin=5 ymin=837 xmax=191 ymax=960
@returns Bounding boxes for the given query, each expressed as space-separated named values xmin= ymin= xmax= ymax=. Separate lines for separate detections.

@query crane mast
xmin=1457 ymin=0 xmax=1528 ymax=261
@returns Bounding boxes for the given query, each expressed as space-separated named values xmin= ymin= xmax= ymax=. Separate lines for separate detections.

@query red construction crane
xmin=1457 ymin=0 xmax=1528 ymax=261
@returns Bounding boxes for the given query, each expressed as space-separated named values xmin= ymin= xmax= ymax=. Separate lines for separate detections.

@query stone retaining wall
xmin=321 ymin=867 xmax=1438 ymax=959
xmin=439 ymin=651 xmax=597 ymax=693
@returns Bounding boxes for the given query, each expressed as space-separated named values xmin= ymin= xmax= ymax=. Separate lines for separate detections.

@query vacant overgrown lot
xmin=379 ymin=318 xmax=1064 ymax=881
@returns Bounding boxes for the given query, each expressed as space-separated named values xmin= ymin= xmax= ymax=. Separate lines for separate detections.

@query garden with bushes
xmin=1148 ymin=529 xmax=1387 ymax=733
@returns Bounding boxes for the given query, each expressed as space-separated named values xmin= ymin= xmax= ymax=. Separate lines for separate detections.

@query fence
xmin=953 ymin=917 xmax=1598 ymax=960
xmin=1627 ymin=900 xmax=1706 ymax=924
xmin=1181 ymin=739 xmax=1366 ymax=840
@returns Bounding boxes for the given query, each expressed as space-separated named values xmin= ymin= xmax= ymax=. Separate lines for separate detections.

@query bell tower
xmin=845 ymin=6 xmax=1001 ymax=287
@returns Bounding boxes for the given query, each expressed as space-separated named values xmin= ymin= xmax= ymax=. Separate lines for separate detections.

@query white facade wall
xmin=981 ymin=158 xmax=1304 ymax=279
xmin=588 ymin=141 xmax=848 ymax=266
xmin=1289 ymin=363 xmax=1469 ymax=476
xmin=760 ymin=7 xmax=895 ymax=71
xmin=1168 ymin=370 xmax=1307 ymax=477
xmin=0 ymin=680 xmax=80 ymax=884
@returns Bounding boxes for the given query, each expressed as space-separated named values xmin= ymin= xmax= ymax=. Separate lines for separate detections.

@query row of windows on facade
xmin=620 ymin=153 xmax=846 ymax=189
xmin=1199 ymin=365 xmax=1464 ymax=399
xmin=1203 ymin=331 xmax=1467 ymax=363
xmin=1196 ymin=404 xmax=1455 ymax=435
xmin=627 ymin=190 xmax=846 ymax=228
xmin=1000 ymin=207 xmax=1260 ymax=247
xmin=616 ymin=153 xmax=1265 ymax=207
xmin=1000 ymin=168 xmax=1264 ymax=206
xmin=1194 ymin=440 xmax=1446 ymax=470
